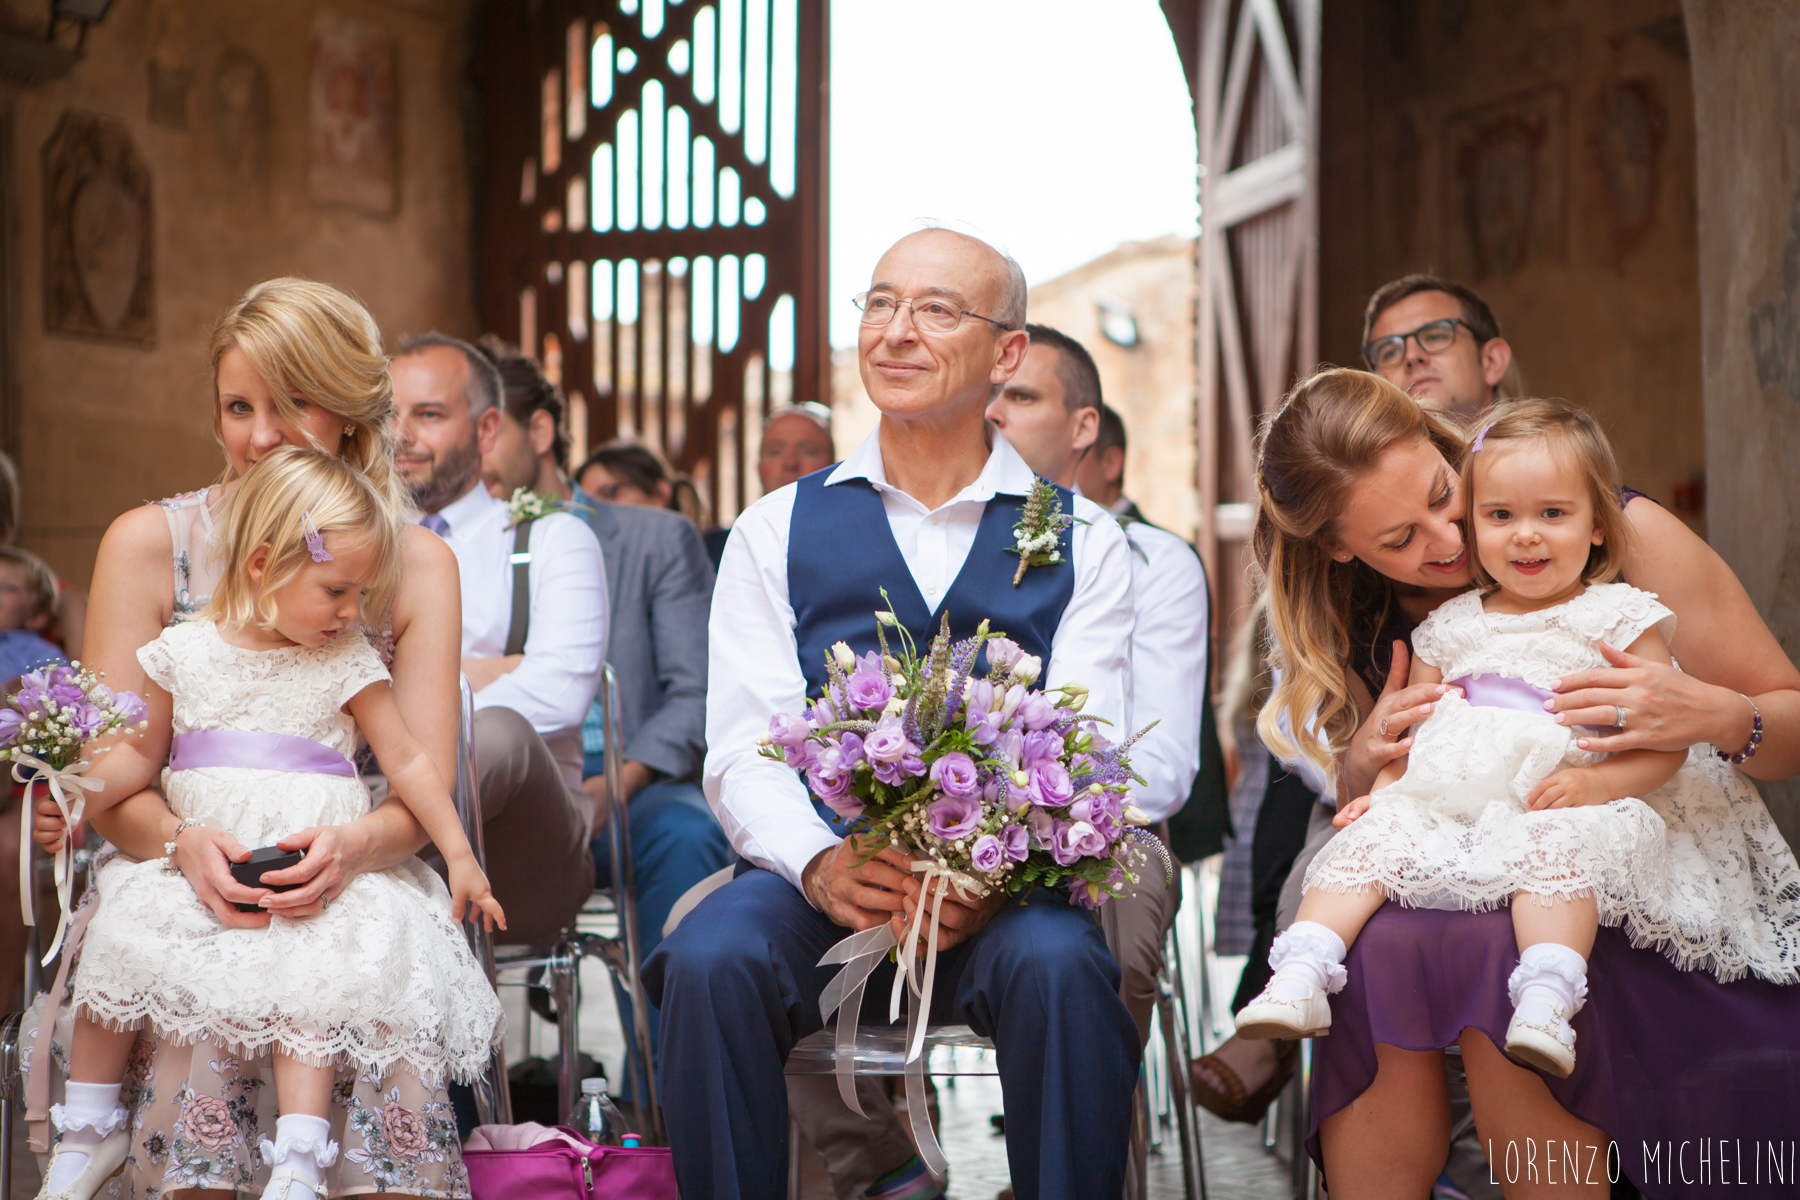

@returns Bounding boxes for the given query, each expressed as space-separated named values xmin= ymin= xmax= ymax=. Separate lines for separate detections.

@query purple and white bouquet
xmin=0 ymin=661 xmax=148 ymax=772
xmin=4 ymin=661 xmax=148 ymax=963
xmin=760 ymin=598 xmax=1165 ymax=908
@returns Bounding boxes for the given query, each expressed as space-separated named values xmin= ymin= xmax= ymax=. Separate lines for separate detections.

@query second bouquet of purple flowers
xmin=760 ymin=598 xmax=1167 ymax=907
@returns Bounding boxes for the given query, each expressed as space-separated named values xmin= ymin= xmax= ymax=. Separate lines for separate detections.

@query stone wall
xmin=2 ymin=0 xmax=477 ymax=586
xmin=1682 ymin=0 xmax=1800 ymax=837
xmin=1318 ymin=0 xmax=1705 ymax=529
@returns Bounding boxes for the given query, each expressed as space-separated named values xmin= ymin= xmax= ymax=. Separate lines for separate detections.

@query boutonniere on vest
xmin=503 ymin=486 xmax=563 ymax=530
xmin=1009 ymin=477 xmax=1077 ymax=586
xmin=757 ymin=597 xmax=1168 ymax=1175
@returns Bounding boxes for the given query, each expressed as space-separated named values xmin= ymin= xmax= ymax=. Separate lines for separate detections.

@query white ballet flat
xmin=1505 ymin=998 xmax=1576 ymax=1078
xmin=260 ymin=1170 xmax=330 ymax=1200
xmin=34 ymin=1129 xmax=128 ymax=1200
xmin=1233 ymin=970 xmax=1332 ymax=1040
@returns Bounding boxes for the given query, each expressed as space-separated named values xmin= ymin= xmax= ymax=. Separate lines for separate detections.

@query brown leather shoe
xmin=1190 ymin=1038 xmax=1298 ymax=1124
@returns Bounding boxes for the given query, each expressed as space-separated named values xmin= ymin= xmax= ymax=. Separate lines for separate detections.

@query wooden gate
xmin=472 ymin=0 xmax=828 ymax=525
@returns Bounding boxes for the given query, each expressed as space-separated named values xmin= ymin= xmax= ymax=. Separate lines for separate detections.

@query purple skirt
xmin=1309 ymin=904 xmax=1800 ymax=1198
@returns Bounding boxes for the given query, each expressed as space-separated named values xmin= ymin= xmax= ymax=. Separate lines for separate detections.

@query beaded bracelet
xmin=162 ymin=819 xmax=204 ymax=876
xmin=1718 ymin=693 xmax=1763 ymax=765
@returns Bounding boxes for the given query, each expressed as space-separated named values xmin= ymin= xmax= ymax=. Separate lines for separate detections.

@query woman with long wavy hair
xmin=34 ymin=278 xmax=470 ymax=1197
xmin=1253 ymin=367 xmax=1800 ymax=1198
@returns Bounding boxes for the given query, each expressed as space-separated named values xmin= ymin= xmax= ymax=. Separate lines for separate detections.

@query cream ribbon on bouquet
xmin=14 ymin=752 xmax=104 ymax=965
xmin=817 ymin=858 xmax=982 ymax=1179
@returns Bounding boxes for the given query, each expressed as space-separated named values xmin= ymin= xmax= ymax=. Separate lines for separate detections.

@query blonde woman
xmin=1252 ymin=368 xmax=1800 ymax=1199
xmin=34 ymin=278 xmax=470 ymax=1198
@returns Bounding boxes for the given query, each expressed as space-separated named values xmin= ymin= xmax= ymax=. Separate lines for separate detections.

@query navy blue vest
xmin=787 ymin=468 xmax=1076 ymax=703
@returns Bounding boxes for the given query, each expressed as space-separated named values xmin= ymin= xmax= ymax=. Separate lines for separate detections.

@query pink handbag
xmin=464 ymin=1124 xmax=677 ymax=1200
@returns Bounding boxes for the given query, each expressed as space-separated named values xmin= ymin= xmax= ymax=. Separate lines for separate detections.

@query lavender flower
xmin=926 ymin=792 xmax=983 ymax=840
xmin=929 ymin=752 xmax=980 ymax=799
xmin=768 ymin=712 xmax=812 ymax=748
xmin=970 ymin=834 xmax=1004 ymax=873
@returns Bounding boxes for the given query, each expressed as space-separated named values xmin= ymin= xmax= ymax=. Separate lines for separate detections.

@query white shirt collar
xmin=824 ymin=427 xmax=1038 ymax=512
xmin=430 ymin=481 xmax=503 ymax=536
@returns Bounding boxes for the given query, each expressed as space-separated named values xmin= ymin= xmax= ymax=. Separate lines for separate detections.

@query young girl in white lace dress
xmin=39 ymin=447 xmax=505 ymax=1200
xmin=1236 ymin=399 xmax=1800 ymax=1078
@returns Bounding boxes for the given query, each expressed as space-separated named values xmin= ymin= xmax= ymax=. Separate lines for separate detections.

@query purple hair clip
xmin=1470 ymin=421 xmax=1497 ymax=453
xmin=301 ymin=512 xmax=334 ymax=563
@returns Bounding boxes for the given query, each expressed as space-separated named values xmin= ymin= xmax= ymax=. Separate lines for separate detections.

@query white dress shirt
xmin=1117 ymin=518 xmax=1209 ymax=823
xmin=427 ymin=484 xmax=608 ymax=766
xmin=705 ymin=429 xmax=1136 ymax=896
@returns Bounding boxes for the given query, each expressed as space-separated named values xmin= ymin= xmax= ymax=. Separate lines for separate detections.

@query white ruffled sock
xmin=1267 ymin=920 xmax=1349 ymax=999
xmin=46 ymin=1081 xmax=127 ymax=1190
xmin=1508 ymin=942 xmax=1589 ymax=1026
xmin=259 ymin=1114 xmax=338 ymax=1200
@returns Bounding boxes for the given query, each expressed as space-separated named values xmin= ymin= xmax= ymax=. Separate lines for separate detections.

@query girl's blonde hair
xmin=1464 ymin=397 xmax=1634 ymax=591
xmin=201 ymin=446 xmax=403 ymax=633
xmin=1252 ymin=367 xmax=1468 ymax=774
xmin=208 ymin=278 xmax=408 ymax=517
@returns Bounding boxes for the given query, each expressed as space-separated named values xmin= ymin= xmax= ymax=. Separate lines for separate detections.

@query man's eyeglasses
xmin=853 ymin=291 xmax=1011 ymax=334
xmin=1362 ymin=317 xmax=1467 ymax=370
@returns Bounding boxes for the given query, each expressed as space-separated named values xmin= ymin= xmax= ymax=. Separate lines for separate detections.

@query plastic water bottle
xmin=568 ymin=1075 xmax=630 ymax=1146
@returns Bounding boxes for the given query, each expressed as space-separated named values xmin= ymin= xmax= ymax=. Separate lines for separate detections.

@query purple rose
xmin=1069 ymin=791 xmax=1122 ymax=826
xmin=1016 ymin=692 xmax=1059 ymax=731
xmin=864 ymin=717 xmax=910 ymax=764
xmin=992 ymin=729 xmax=1025 ymax=769
xmin=12 ymin=686 xmax=45 ymax=718
xmin=926 ymin=792 xmax=983 ymax=840
xmin=1020 ymin=730 xmax=1063 ymax=768
xmin=1053 ymin=819 xmax=1108 ymax=865
xmin=1030 ymin=762 xmax=1074 ymax=808
xmin=981 ymin=774 xmax=1004 ymax=805
xmin=46 ymin=682 xmax=83 ymax=710
xmin=783 ymin=739 xmax=820 ymax=770
xmin=809 ymin=697 xmax=840 ymax=727
xmin=970 ymin=834 xmax=1004 ymax=873
xmin=929 ymin=752 xmax=980 ymax=799
xmin=985 ymin=637 xmax=1023 ymax=673
xmin=67 ymin=703 xmax=105 ymax=741
xmin=1027 ymin=807 xmax=1056 ymax=848
xmin=807 ymin=763 xmax=862 ymax=820
xmin=1001 ymin=823 xmax=1030 ymax=862
xmin=835 ymin=732 xmax=866 ymax=768
xmin=844 ymin=656 xmax=892 ymax=712
xmin=113 ymin=689 xmax=147 ymax=726
xmin=768 ymin=712 xmax=811 ymax=747
xmin=0 ymin=709 xmax=21 ymax=746
xmin=1070 ymin=881 xmax=1106 ymax=910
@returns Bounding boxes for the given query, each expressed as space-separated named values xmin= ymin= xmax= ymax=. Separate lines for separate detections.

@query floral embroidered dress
xmin=24 ymin=490 xmax=488 ymax=1198
xmin=1306 ymin=583 xmax=1800 ymax=984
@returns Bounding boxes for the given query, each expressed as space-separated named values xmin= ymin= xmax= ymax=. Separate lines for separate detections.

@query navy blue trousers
xmin=643 ymin=867 xmax=1141 ymax=1200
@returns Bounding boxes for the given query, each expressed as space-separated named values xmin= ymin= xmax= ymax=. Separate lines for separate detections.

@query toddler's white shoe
xmin=1233 ymin=970 xmax=1333 ymax=1040
xmin=34 ymin=1129 xmax=127 ymax=1200
xmin=1505 ymin=997 xmax=1576 ymax=1078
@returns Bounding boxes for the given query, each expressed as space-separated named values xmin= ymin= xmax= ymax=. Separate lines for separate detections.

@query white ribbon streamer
xmin=14 ymin=752 xmax=104 ymax=966
xmin=816 ymin=858 xmax=981 ymax=1179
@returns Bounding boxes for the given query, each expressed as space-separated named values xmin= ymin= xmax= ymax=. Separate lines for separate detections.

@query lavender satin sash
xmin=1446 ymin=674 xmax=1556 ymax=718
xmin=169 ymin=731 xmax=357 ymax=777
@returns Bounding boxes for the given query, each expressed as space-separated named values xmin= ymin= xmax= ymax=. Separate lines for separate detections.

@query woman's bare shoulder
xmin=399 ymin=522 xmax=459 ymax=579
xmin=97 ymin=503 xmax=175 ymax=569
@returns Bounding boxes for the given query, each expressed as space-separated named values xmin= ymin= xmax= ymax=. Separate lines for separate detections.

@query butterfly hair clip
xmin=301 ymin=512 xmax=334 ymax=563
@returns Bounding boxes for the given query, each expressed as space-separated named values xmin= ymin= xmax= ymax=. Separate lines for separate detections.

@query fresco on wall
xmin=308 ymin=9 xmax=397 ymax=215
xmin=41 ymin=111 xmax=155 ymax=346
xmin=214 ymin=48 xmax=271 ymax=185
xmin=1444 ymin=86 xmax=1569 ymax=280
xmin=1594 ymin=80 xmax=1667 ymax=262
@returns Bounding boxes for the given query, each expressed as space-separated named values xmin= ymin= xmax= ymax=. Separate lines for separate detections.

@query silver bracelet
xmin=162 ymin=820 xmax=203 ymax=876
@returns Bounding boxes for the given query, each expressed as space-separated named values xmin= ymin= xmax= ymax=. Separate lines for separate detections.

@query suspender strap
xmin=504 ymin=517 xmax=534 ymax=656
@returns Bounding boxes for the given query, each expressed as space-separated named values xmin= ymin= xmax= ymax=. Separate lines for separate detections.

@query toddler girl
xmin=1236 ymin=399 xmax=1800 ymax=1077
xmin=39 ymin=446 xmax=504 ymax=1200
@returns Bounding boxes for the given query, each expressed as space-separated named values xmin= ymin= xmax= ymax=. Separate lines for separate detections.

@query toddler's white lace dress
xmin=69 ymin=620 xmax=504 ymax=1082
xmin=1306 ymin=583 xmax=1800 ymax=983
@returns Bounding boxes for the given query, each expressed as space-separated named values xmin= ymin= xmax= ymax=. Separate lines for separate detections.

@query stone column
xmin=1683 ymin=0 xmax=1800 ymax=839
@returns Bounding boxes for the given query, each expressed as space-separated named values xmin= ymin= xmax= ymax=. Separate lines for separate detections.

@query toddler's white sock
xmin=1266 ymin=920 xmax=1349 ymax=1000
xmin=259 ymin=1114 xmax=338 ymax=1200
xmin=46 ymin=1080 xmax=127 ymax=1190
xmin=1508 ymin=942 xmax=1589 ymax=1020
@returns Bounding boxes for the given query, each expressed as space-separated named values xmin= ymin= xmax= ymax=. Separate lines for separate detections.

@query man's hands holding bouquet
xmin=804 ymin=836 xmax=1006 ymax=952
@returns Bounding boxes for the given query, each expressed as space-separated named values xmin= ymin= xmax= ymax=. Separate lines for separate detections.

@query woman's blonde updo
xmin=1252 ymin=367 xmax=1467 ymax=775
xmin=208 ymin=277 xmax=407 ymax=519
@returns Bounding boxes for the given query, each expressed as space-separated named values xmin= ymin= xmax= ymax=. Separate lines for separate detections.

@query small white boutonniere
xmin=1009 ymin=477 xmax=1078 ymax=586
xmin=504 ymin=487 xmax=563 ymax=529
